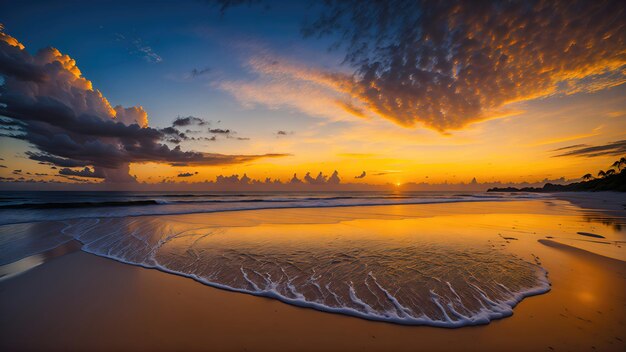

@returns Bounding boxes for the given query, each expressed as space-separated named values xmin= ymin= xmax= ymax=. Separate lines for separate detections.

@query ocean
xmin=0 ymin=191 xmax=559 ymax=327
xmin=0 ymin=190 xmax=546 ymax=225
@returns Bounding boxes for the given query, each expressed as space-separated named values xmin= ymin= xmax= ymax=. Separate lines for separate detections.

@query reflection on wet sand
xmin=1 ymin=199 xmax=625 ymax=326
xmin=0 ymin=240 xmax=82 ymax=281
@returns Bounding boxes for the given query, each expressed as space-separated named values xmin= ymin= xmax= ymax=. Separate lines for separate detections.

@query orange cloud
xmin=305 ymin=1 xmax=626 ymax=131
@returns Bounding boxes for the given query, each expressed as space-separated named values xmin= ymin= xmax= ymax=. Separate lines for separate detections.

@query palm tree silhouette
xmin=582 ymin=173 xmax=593 ymax=181
xmin=598 ymin=170 xmax=607 ymax=178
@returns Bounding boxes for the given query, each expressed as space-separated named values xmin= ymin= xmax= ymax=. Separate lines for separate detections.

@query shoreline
xmin=1 ymin=196 xmax=625 ymax=351
xmin=1 ymin=238 xmax=624 ymax=351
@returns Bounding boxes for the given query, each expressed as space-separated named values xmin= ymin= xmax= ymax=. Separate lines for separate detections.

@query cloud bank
xmin=221 ymin=0 xmax=625 ymax=131
xmin=304 ymin=0 xmax=626 ymax=131
xmin=0 ymin=26 xmax=287 ymax=182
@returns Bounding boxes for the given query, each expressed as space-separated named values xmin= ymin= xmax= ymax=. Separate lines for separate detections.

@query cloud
xmin=172 ymin=116 xmax=208 ymax=127
xmin=224 ymin=0 xmax=626 ymax=132
xmin=0 ymin=27 xmax=288 ymax=182
xmin=217 ymin=55 xmax=366 ymax=122
xmin=355 ymin=171 xmax=366 ymax=179
xmin=116 ymin=34 xmax=162 ymax=63
xmin=0 ymin=165 xmax=6 ymax=168
xmin=275 ymin=130 xmax=294 ymax=137
xmin=133 ymin=39 xmax=163 ymax=63
xmin=327 ymin=170 xmax=340 ymax=184
xmin=311 ymin=0 xmax=626 ymax=130
xmin=59 ymin=167 xmax=105 ymax=179
xmin=302 ymin=171 xmax=341 ymax=185
xmin=289 ymin=173 xmax=302 ymax=184
xmin=552 ymin=140 xmax=626 ymax=157
xmin=551 ymin=144 xmax=590 ymax=152
xmin=178 ymin=171 xmax=199 ymax=177
xmin=206 ymin=127 xmax=250 ymax=140
xmin=25 ymin=151 xmax=89 ymax=167
xmin=372 ymin=170 xmax=402 ymax=176
xmin=189 ymin=67 xmax=210 ymax=78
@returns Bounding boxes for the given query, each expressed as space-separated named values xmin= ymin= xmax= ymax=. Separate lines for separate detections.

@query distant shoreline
xmin=488 ymin=170 xmax=625 ymax=193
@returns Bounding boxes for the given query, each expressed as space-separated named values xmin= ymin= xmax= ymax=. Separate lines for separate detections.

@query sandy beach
xmin=1 ymin=195 xmax=625 ymax=351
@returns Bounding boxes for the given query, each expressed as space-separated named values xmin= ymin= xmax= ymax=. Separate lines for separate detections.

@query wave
xmin=0 ymin=192 xmax=550 ymax=226
xmin=44 ymin=216 xmax=549 ymax=327
xmin=0 ymin=196 xmax=554 ymax=327
xmin=0 ymin=194 xmax=441 ymax=209
xmin=0 ymin=200 xmax=162 ymax=210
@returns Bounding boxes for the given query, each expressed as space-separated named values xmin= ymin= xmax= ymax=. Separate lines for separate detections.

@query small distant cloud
xmin=0 ymin=165 xmax=6 ymax=168
xmin=275 ymin=130 xmax=294 ymax=137
xmin=115 ymin=33 xmax=162 ymax=63
xmin=372 ymin=170 xmax=402 ymax=176
xmin=355 ymin=171 xmax=366 ymax=179
xmin=133 ymin=39 xmax=162 ymax=63
xmin=189 ymin=67 xmax=210 ymax=78
xmin=178 ymin=171 xmax=199 ymax=177
xmin=209 ymin=128 xmax=232 ymax=134
xmin=172 ymin=116 xmax=208 ymax=127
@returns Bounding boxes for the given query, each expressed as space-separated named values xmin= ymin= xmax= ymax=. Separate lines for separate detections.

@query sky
xmin=0 ymin=0 xmax=625 ymax=189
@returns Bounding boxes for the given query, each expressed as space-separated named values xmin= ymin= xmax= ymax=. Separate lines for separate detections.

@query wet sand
xmin=1 ymin=197 xmax=626 ymax=351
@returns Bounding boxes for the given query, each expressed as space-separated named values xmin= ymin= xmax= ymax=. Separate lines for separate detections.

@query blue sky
xmin=1 ymin=0 xmax=625 ymax=186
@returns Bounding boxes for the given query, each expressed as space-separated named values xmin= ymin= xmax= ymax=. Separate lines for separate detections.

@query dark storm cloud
xmin=553 ymin=140 xmax=626 ymax=157
xmin=0 ymin=25 xmax=46 ymax=82
xmin=0 ymin=27 xmax=288 ymax=182
xmin=59 ymin=167 xmax=106 ymax=179
xmin=301 ymin=0 xmax=626 ymax=130
xmin=25 ymin=152 xmax=89 ymax=167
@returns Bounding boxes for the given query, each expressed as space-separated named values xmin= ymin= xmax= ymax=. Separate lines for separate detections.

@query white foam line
xmin=80 ymin=242 xmax=553 ymax=327
xmin=369 ymin=272 xmax=412 ymax=317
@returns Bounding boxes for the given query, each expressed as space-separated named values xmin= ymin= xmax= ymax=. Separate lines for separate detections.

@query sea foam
xmin=35 ymin=215 xmax=553 ymax=327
